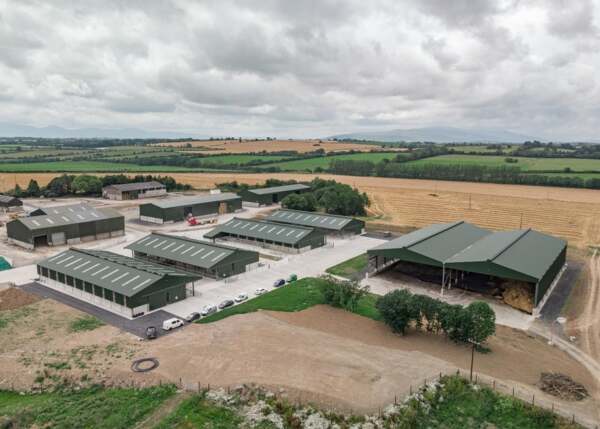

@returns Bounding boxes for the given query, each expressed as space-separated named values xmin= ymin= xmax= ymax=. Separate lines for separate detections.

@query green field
xmin=0 ymin=161 xmax=204 ymax=172
xmin=154 ymin=395 xmax=242 ymax=428
xmin=409 ymin=154 xmax=600 ymax=172
xmin=0 ymin=385 xmax=176 ymax=429
xmin=267 ymin=152 xmax=399 ymax=171
xmin=194 ymin=154 xmax=291 ymax=165
xmin=199 ymin=277 xmax=380 ymax=324
xmin=450 ymin=145 xmax=517 ymax=153
xmin=326 ymin=253 xmax=368 ymax=278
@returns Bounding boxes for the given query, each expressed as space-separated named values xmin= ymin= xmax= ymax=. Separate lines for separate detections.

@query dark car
xmin=218 ymin=299 xmax=235 ymax=309
xmin=273 ymin=278 xmax=286 ymax=288
xmin=145 ymin=326 xmax=158 ymax=340
xmin=185 ymin=312 xmax=200 ymax=322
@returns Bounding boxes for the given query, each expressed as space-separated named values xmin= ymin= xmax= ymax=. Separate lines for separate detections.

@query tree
xmin=72 ymin=175 xmax=103 ymax=195
xmin=26 ymin=179 xmax=41 ymax=197
xmin=44 ymin=174 xmax=74 ymax=197
xmin=464 ymin=301 xmax=496 ymax=345
xmin=376 ymin=289 xmax=417 ymax=335
xmin=12 ymin=184 xmax=24 ymax=198
xmin=320 ymin=277 xmax=369 ymax=312
xmin=281 ymin=193 xmax=317 ymax=212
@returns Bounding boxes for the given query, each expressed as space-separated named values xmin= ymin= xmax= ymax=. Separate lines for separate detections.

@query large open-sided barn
xmin=0 ymin=195 xmax=22 ymax=212
xmin=266 ymin=209 xmax=365 ymax=235
xmin=368 ymin=221 xmax=567 ymax=312
xmin=37 ymin=248 xmax=200 ymax=318
xmin=126 ymin=232 xmax=259 ymax=279
xmin=7 ymin=203 xmax=124 ymax=249
xmin=102 ymin=181 xmax=166 ymax=200
xmin=139 ymin=193 xmax=241 ymax=224
xmin=204 ymin=217 xmax=325 ymax=252
xmin=240 ymin=184 xmax=310 ymax=206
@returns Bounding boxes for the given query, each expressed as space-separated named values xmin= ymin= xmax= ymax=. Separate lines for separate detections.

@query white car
xmin=235 ymin=293 xmax=248 ymax=302
xmin=162 ymin=318 xmax=184 ymax=331
xmin=201 ymin=305 xmax=217 ymax=316
xmin=255 ymin=288 xmax=267 ymax=296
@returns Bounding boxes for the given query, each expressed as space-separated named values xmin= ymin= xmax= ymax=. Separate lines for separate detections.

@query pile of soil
xmin=538 ymin=372 xmax=589 ymax=401
xmin=0 ymin=287 xmax=41 ymax=311
xmin=502 ymin=281 xmax=534 ymax=313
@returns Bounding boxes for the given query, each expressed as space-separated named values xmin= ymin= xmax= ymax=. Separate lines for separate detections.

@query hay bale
xmin=502 ymin=281 xmax=534 ymax=313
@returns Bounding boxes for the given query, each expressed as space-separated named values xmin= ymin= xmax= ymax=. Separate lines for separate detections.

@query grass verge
xmin=153 ymin=394 xmax=242 ymax=428
xmin=325 ymin=253 xmax=368 ymax=278
xmin=198 ymin=277 xmax=381 ymax=324
xmin=0 ymin=385 xmax=176 ymax=429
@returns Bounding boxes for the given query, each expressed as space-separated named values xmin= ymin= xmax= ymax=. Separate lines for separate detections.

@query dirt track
xmin=571 ymin=250 xmax=600 ymax=361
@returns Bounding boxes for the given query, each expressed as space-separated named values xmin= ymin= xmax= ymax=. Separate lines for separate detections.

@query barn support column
xmin=441 ymin=264 xmax=446 ymax=296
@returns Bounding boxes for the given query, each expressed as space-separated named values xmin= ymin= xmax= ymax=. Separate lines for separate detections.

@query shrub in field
xmin=319 ymin=276 xmax=369 ymax=312
xmin=375 ymin=289 xmax=418 ymax=335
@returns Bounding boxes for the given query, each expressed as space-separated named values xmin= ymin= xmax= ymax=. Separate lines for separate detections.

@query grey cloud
xmin=547 ymin=0 xmax=598 ymax=39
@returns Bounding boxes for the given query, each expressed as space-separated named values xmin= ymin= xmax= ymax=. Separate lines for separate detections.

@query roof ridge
xmin=74 ymin=248 xmax=180 ymax=277
xmin=145 ymin=232 xmax=237 ymax=251
xmin=407 ymin=220 xmax=465 ymax=249
xmin=229 ymin=216 xmax=315 ymax=231
xmin=488 ymin=228 xmax=531 ymax=262
xmin=275 ymin=208 xmax=351 ymax=219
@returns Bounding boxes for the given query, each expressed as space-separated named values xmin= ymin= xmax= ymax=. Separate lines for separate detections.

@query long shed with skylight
xmin=37 ymin=248 xmax=200 ymax=318
xmin=126 ymin=232 xmax=259 ymax=279
xmin=7 ymin=203 xmax=124 ymax=249
xmin=266 ymin=209 xmax=365 ymax=235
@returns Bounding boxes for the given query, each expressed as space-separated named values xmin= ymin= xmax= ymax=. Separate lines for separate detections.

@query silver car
xmin=201 ymin=305 xmax=217 ymax=316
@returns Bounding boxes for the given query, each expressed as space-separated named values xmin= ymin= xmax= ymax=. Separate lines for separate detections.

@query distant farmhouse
xmin=139 ymin=193 xmax=242 ymax=224
xmin=7 ymin=203 xmax=124 ymax=249
xmin=102 ymin=181 xmax=166 ymax=200
xmin=240 ymin=184 xmax=310 ymax=206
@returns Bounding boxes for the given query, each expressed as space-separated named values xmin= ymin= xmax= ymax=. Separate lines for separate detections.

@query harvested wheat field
xmin=153 ymin=139 xmax=386 ymax=153
xmin=3 ymin=172 xmax=600 ymax=246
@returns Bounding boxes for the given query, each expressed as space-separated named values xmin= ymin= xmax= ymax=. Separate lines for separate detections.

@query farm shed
xmin=126 ymin=232 xmax=259 ymax=279
xmin=266 ymin=209 xmax=365 ymax=235
xmin=102 ymin=181 xmax=166 ymax=200
xmin=240 ymin=184 xmax=310 ymax=206
xmin=37 ymin=248 xmax=199 ymax=318
xmin=7 ymin=204 xmax=124 ymax=249
xmin=368 ymin=221 xmax=567 ymax=310
xmin=0 ymin=195 xmax=22 ymax=212
xmin=204 ymin=217 xmax=325 ymax=252
xmin=139 ymin=193 xmax=242 ymax=224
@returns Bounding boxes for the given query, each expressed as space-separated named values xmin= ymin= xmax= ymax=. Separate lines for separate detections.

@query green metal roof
xmin=17 ymin=206 xmax=123 ymax=230
xmin=126 ymin=232 xmax=249 ymax=269
xmin=34 ymin=203 xmax=95 ymax=216
xmin=247 ymin=184 xmax=309 ymax=195
xmin=205 ymin=217 xmax=315 ymax=245
xmin=38 ymin=248 xmax=199 ymax=297
xmin=446 ymin=229 xmax=566 ymax=281
xmin=266 ymin=209 xmax=357 ymax=231
xmin=369 ymin=221 xmax=491 ymax=263
xmin=149 ymin=193 xmax=240 ymax=209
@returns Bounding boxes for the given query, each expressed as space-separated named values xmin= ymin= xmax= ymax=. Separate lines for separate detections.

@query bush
xmin=319 ymin=276 xmax=369 ymax=312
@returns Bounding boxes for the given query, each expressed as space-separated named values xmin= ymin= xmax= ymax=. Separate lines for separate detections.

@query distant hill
xmin=0 ymin=123 xmax=207 ymax=139
xmin=329 ymin=126 xmax=537 ymax=143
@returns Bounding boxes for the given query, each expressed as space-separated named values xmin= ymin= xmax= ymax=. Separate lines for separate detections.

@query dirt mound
xmin=502 ymin=282 xmax=534 ymax=313
xmin=0 ymin=287 xmax=41 ymax=310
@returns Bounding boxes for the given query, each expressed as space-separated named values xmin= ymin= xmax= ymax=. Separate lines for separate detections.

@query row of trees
xmin=9 ymin=174 xmax=191 ymax=198
xmin=376 ymin=289 xmax=496 ymax=346
xmin=319 ymin=276 xmax=370 ymax=312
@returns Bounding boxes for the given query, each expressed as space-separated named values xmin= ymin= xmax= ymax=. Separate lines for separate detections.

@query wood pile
xmin=502 ymin=281 xmax=534 ymax=313
xmin=538 ymin=372 xmax=589 ymax=401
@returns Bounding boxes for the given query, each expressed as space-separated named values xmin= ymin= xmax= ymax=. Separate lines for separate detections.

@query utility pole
xmin=468 ymin=194 xmax=472 ymax=209
xmin=469 ymin=340 xmax=479 ymax=382
xmin=519 ymin=212 xmax=523 ymax=229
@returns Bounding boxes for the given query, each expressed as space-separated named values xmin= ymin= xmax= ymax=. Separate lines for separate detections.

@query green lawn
xmin=153 ymin=395 xmax=242 ymax=428
xmin=0 ymin=385 xmax=176 ymax=429
xmin=199 ymin=277 xmax=381 ymax=324
xmin=450 ymin=145 xmax=516 ymax=153
xmin=0 ymin=161 xmax=203 ymax=172
xmin=69 ymin=315 xmax=105 ymax=332
xmin=267 ymin=152 xmax=399 ymax=171
xmin=408 ymin=154 xmax=600 ymax=172
xmin=326 ymin=253 xmax=368 ymax=278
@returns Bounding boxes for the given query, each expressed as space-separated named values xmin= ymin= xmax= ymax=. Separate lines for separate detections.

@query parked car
xmin=162 ymin=318 xmax=184 ymax=331
xmin=219 ymin=299 xmax=235 ymax=309
xmin=255 ymin=288 xmax=268 ymax=295
xmin=273 ymin=278 xmax=286 ymax=288
xmin=185 ymin=312 xmax=201 ymax=322
xmin=234 ymin=293 xmax=248 ymax=303
xmin=145 ymin=326 xmax=158 ymax=340
xmin=287 ymin=274 xmax=298 ymax=282
xmin=201 ymin=305 xmax=217 ymax=316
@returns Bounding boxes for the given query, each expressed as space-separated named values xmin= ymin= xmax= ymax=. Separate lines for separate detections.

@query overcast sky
xmin=1 ymin=0 xmax=599 ymax=140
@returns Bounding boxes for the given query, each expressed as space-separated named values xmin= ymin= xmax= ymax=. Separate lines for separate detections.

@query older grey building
xmin=139 ymin=193 xmax=242 ymax=224
xmin=102 ymin=181 xmax=166 ymax=200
